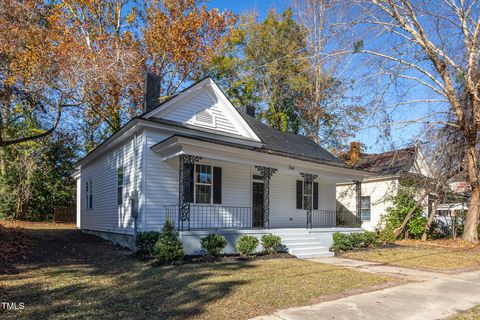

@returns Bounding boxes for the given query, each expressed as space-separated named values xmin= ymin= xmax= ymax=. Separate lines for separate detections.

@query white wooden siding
xmin=336 ymin=179 xmax=398 ymax=231
xmin=270 ymin=174 xmax=336 ymax=228
xmin=143 ymin=128 xmax=338 ymax=230
xmin=144 ymin=128 xmax=252 ymax=230
xmin=80 ymin=133 xmax=143 ymax=235
xmin=159 ymin=91 xmax=241 ymax=136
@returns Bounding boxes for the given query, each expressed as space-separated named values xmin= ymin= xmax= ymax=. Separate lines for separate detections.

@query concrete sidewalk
xmin=310 ymin=257 xmax=446 ymax=281
xmin=252 ymin=266 xmax=480 ymax=320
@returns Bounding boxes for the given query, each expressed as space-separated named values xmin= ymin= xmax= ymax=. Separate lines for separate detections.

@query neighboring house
xmin=336 ymin=146 xmax=432 ymax=231
xmin=73 ymin=77 xmax=369 ymax=258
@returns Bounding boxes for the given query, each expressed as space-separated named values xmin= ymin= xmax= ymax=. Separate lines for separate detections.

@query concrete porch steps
xmin=270 ymin=230 xmax=335 ymax=259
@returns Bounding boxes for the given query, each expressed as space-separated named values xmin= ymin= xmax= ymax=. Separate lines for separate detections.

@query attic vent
xmin=195 ymin=110 xmax=214 ymax=125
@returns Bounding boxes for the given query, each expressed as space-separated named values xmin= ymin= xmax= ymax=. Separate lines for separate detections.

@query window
xmin=361 ymin=196 xmax=371 ymax=221
xmin=296 ymin=180 xmax=319 ymax=210
xmin=195 ymin=164 xmax=212 ymax=204
xmin=117 ymin=167 xmax=124 ymax=205
xmin=85 ymin=179 xmax=93 ymax=209
xmin=191 ymin=164 xmax=222 ymax=204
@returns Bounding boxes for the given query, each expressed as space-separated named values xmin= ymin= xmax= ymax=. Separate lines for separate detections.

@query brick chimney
xmin=143 ymin=73 xmax=162 ymax=113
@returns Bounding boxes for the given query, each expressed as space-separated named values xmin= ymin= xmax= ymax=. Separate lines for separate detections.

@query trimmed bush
xmin=154 ymin=218 xmax=185 ymax=263
xmin=201 ymin=234 xmax=228 ymax=257
xmin=332 ymin=231 xmax=380 ymax=252
xmin=136 ymin=231 xmax=161 ymax=257
xmin=235 ymin=235 xmax=259 ymax=256
xmin=261 ymin=234 xmax=282 ymax=254
xmin=332 ymin=232 xmax=353 ymax=251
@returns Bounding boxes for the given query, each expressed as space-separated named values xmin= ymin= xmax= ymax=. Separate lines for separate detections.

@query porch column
xmin=355 ymin=180 xmax=362 ymax=223
xmin=178 ymin=154 xmax=202 ymax=231
xmin=301 ymin=173 xmax=318 ymax=228
xmin=255 ymin=166 xmax=278 ymax=229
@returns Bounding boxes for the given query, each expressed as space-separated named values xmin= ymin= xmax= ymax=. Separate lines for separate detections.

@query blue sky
xmin=207 ymin=0 xmax=289 ymax=18
xmin=205 ymin=0 xmax=429 ymax=153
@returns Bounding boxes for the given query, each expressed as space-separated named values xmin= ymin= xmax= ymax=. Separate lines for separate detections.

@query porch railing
xmin=336 ymin=210 xmax=362 ymax=228
xmin=164 ymin=205 xmax=362 ymax=230
xmin=164 ymin=204 xmax=252 ymax=230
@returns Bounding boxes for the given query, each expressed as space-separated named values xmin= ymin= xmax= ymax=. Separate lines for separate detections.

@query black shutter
xmin=188 ymin=164 xmax=194 ymax=203
xmin=313 ymin=182 xmax=319 ymax=210
xmin=296 ymin=180 xmax=303 ymax=209
xmin=213 ymin=167 xmax=222 ymax=204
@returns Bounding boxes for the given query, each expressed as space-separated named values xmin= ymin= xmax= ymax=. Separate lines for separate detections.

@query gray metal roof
xmin=238 ymin=112 xmax=341 ymax=164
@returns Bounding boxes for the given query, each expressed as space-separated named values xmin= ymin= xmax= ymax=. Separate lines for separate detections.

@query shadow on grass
xmin=1 ymin=226 xmax=256 ymax=319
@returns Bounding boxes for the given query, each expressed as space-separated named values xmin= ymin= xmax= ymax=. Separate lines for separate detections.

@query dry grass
xmin=343 ymin=241 xmax=480 ymax=271
xmin=0 ymin=221 xmax=391 ymax=320
xmin=449 ymin=305 xmax=480 ymax=320
xmin=0 ymin=220 xmax=76 ymax=230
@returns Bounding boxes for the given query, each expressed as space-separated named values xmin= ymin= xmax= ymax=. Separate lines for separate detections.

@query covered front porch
xmin=163 ymin=204 xmax=360 ymax=230
xmin=152 ymin=135 xmax=366 ymax=232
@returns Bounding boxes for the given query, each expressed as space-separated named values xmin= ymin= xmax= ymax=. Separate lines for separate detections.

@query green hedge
xmin=332 ymin=231 xmax=380 ymax=252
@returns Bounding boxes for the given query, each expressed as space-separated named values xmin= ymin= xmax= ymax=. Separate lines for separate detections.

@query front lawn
xmin=1 ymin=221 xmax=392 ymax=320
xmin=449 ymin=305 xmax=480 ymax=320
xmin=342 ymin=241 xmax=480 ymax=271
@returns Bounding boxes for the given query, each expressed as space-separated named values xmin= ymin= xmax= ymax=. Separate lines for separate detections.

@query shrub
xmin=332 ymin=231 xmax=380 ymax=252
xmin=154 ymin=218 xmax=184 ymax=263
xmin=332 ymin=232 xmax=353 ymax=251
xmin=363 ymin=231 xmax=380 ymax=247
xmin=235 ymin=235 xmax=259 ymax=256
xmin=379 ymin=182 xmax=428 ymax=240
xmin=200 ymin=234 xmax=228 ymax=257
xmin=136 ymin=231 xmax=161 ymax=257
xmin=261 ymin=234 xmax=282 ymax=254
xmin=378 ymin=222 xmax=396 ymax=243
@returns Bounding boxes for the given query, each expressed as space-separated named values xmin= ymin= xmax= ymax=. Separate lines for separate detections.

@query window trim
xmin=194 ymin=164 xmax=213 ymax=204
xmin=117 ymin=167 xmax=124 ymax=206
xmin=296 ymin=180 xmax=319 ymax=210
xmin=85 ymin=178 xmax=93 ymax=210
xmin=360 ymin=196 xmax=371 ymax=221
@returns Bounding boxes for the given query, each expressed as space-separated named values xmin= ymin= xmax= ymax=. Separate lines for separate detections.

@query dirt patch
xmin=179 ymin=252 xmax=295 ymax=264
xmin=0 ymin=224 xmax=37 ymax=274
xmin=0 ymin=219 xmax=130 ymax=275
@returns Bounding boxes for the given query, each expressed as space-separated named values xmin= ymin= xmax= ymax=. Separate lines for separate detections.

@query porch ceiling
xmin=151 ymin=136 xmax=371 ymax=182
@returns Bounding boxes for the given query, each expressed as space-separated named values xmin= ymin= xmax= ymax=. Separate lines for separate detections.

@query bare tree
xmin=351 ymin=0 xmax=480 ymax=242
xmin=294 ymin=0 xmax=365 ymax=150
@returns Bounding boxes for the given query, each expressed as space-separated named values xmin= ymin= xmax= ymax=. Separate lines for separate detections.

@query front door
xmin=252 ymin=182 xmax=264 ymax=228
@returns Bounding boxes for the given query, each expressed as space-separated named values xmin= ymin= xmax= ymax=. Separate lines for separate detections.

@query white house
xmin=336 ymin=146 xmax=432 ymax=231
xmin=73 ymin=76 xmax=369 ymax=258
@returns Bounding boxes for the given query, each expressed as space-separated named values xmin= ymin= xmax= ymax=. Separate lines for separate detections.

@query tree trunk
xmin=463 ymin=144 xmax=480 ymax=243
xmin=393 ymin=190 xmax=430 ymax=239
xmin=422 ymin=196 xmax=440 ymax=241
xmin=463 ymin=185 xmax=480 ymax=243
